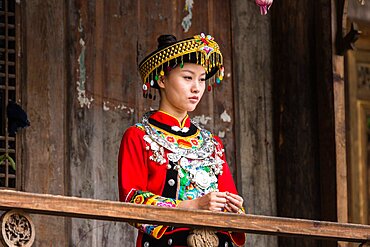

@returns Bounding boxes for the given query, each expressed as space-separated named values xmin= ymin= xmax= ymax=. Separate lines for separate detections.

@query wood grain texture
xmin=332 ymin=0 xmax=349 ymax=226
xmin=66 ymin=0 xmax=137 ymax=245
xmin=346 ymin=49 xmax=370 ymax=247
xmin=16 ymin=0 xmax=352 ymax=246
xmin=272 ymin=0 xmax=339 ymax=246
xmin=346 ymin=22 xmax=370 ymax=232
xmin=0 ymin=190 xmax=369 ymax=243
xmin=230 ymin=0 xmax=277 ymax=246
xmin=20 ymin=0 xmax=68 ymax=245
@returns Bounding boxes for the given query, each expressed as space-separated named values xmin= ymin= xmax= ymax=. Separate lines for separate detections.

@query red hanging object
xmin=255 ymin=0 xmax=273 ymax=15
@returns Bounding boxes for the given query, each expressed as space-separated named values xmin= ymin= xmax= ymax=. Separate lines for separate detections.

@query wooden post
xmin=331 ymin=2 xmax=349 ymax=247
xmin=272 ymin=0 xmax=338 ymax=246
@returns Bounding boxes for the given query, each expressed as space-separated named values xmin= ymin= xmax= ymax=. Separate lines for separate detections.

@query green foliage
xmin=0 ymin=153 xmax=16 ymax=171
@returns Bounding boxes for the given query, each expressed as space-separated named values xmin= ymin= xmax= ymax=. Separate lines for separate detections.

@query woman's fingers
xmin=226 ymin=200 xmax=240 ymax=212
xmin=226 ymin=192 xmax=243 ymax=202
xmin=210 ymin=192 xmax=227 ymax=211
xmin=225 ymin=192 xmax=243 ymax=207
xmin=197 ymin=192 xmax=244 ymax=213
xmin=224 ymin=192 xmax=244 ymax=213
xmin=224 ymin=203 xmax=233 ymax=212
xmin=197 ymin=192 xmax=227 ymax=211
xmin=210 ymin=201 xmax=226 ymax=211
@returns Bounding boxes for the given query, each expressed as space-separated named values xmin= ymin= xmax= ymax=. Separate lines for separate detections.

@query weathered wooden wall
xmin=230 ymin=1 xmax=277 ymax=247
xmin=67 ymin=1 xmax=137 ymax=245
xmin=65 ymin=0 xmax=241 ymax=246
xmin=17 ymin=0 xmax=279 ymax=245
xmin=15 ymin=0 xmax=345 ymax=246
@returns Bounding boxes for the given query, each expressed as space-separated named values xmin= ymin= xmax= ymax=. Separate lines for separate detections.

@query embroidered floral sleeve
xmin=126 ymin=189 xmax=180 ymax=239
xmin=118 ymin=126 xmax=181 ymax=239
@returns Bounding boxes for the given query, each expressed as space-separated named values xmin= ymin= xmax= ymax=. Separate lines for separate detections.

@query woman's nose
xmin=191 ymin=81 xmax=200 ymax=93
xmin=191 ymin=85 xmax=200 ymax=93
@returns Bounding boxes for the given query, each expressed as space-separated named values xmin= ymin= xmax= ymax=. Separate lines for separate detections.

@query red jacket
xmin=118 ymin=111 xmax=246 ymax=246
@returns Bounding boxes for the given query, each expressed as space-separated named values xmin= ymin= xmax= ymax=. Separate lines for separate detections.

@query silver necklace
xmin=141 ymin=111 xmax=215 ymax=162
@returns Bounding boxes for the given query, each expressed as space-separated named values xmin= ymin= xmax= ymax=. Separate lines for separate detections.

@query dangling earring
xmin=142 ymin=81 xmax=150 ymax=98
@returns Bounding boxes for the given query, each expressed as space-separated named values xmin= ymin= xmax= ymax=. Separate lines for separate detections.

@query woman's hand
xmin=178 ymin=192 xmax=227 ymax=212
xmin=224 ymin=191 xmax=244 ymax=214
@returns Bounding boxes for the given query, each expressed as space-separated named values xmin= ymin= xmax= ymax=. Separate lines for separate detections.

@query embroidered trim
xmin=129 ymin=190 xmax=177 ymax=239
xmin=142 ymin=111 xmax=215 ymax=162
xmin=148 ymin=117 xmax=198 ymax=137
xmin=130 ymin=190 xmax=178 ymax=208
xmin=141 ymin=111 xmax=225 ymax=196
xmin=125 ymin=188 xmax=137 ymax=202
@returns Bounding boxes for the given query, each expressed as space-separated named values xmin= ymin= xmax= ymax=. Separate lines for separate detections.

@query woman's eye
xmin=184 ymin=76 xmax=192 ymax=80
xmin=200 ymin=78 xmax=206 ymax=82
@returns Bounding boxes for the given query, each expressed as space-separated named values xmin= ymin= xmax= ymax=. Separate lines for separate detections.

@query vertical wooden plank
xmin=209 ymin=1 xmax=237 ymax=177
xmin=331 ymin=0 xmax=349 ymax=233
xmin=68 ymin=1 xmax=100 ymax=245
xmin=316 ymin=1 xmax=342 ymax=246
xmin=316 ymin=0 xmax=338 ymax=225
xmin=67 ymin=0 xmax=138 ymax=245
xmin=136 ymin=0 xmax=179 ymax=116
xmin=346 ymin=48 xmax=361 ymax=228
xmin=346 ymin=2 xmax=370 ymax=235
xmin=20 ymin=0 xmax=67 ymax=245
xmin=346 ymin=21 xmax=370 ymax=241
xmin=230 ymin=1 xmax=277 ymax=247
xmin=272 ymin=0 xmax=338 ymax=246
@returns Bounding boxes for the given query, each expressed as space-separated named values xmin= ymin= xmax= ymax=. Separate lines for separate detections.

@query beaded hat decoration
xmin=138 ymin=33 xmax=225 ymax=100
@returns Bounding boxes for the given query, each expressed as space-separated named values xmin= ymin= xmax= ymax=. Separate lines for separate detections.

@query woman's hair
xmin=157 ymin=34 xmax=177 ymax=49
xmin=157 ymin=35 xmax=179 ymax=77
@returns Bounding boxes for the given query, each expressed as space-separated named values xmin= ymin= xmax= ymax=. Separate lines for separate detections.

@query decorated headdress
xmin=138 ymin=33 xmax=225 ymax=100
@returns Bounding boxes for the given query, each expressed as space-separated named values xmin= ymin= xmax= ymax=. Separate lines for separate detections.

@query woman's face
xmin=158 ymin=63 xmax=206 ymax=114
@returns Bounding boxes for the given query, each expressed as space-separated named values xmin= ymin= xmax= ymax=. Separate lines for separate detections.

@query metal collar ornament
xmin=140 ymin=111 xmax=224 ymax=195
xmin=141 ymin=111 xmax=217 ymax=161
xmin=138 ymin=33 xmax=224 ymax=99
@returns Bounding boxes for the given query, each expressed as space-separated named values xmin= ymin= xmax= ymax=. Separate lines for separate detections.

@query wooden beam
xmin=0 ymin=190 xmax=369 ymax=243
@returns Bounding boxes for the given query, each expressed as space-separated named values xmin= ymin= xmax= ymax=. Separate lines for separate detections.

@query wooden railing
xmin=0 ymin=190 xmax=369 ymax=245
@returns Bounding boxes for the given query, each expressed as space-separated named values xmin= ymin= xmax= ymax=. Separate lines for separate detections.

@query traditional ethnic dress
xmin=118 ymin=111 xmax=246 ymax=247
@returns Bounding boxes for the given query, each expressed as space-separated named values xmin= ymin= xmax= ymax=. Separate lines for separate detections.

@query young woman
xmin=118 ymin=33 xmax=246 ymax=247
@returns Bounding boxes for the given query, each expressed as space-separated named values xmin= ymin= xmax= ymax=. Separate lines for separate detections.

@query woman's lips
xmin=189 ymin=96 xmax=199 ymax=103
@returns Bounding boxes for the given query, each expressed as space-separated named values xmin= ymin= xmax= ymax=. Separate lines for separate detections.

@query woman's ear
xmin=157 ymin=76 xmax=166 ymax=89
